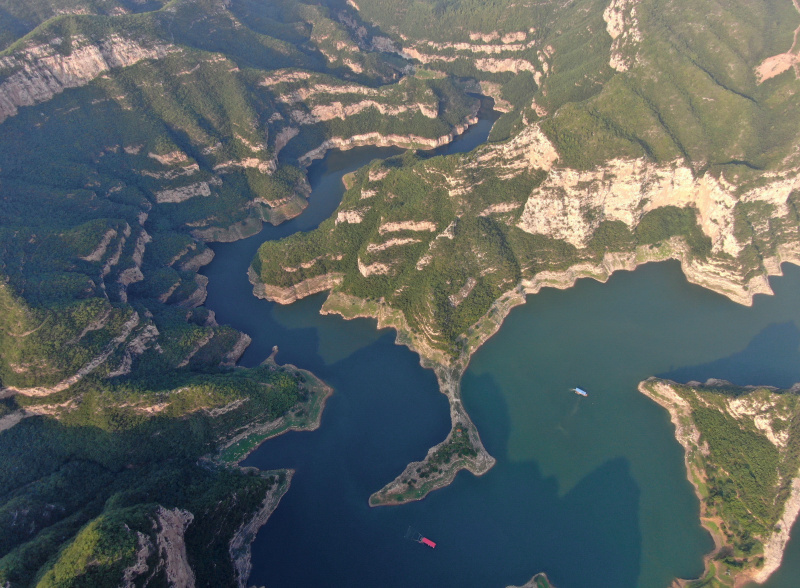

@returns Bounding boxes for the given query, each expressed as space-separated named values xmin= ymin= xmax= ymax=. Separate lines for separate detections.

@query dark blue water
xmin=201 ymin=114 xmax=800 ymax=587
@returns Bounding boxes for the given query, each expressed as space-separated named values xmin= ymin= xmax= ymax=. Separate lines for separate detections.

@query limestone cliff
xmin=229 ymin=473 xmax=293 ymax=588
xmin=0 ymin=34 xmax=173 ymax=122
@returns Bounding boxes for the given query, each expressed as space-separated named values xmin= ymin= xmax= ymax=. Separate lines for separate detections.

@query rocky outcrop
xmin=229 ymin=473 xmax=293 ymax=588
xmin=155 ymin=180 xmax=216 ymax=204
xmin=298 ymin=115 xmax=478 ymax=166
xmin=177 ymin=275 xmax=209 ymax=308
xmin=221 ymin=333 xmax=251 ymax=367
xmin=475 ymin=57 xmax=537 ymax=74
xmin=603 ymin=0 xmax=641 ymax=72
xmin=639 ymin=379 xmax=800 ymax=586
xmin=2 ymin=311 xmax=140 ymax=397
xmin=291 ymin=99 xmax=438 ymax=123
xmin=191 ymin=217 xmax=264 ymax=243
xmin=476 ymin=122 xmax=559 ymax=176
xmin=108 ymin=323 xmax=161 ymax=377
xmin=755 ymin=0 xmax=800 ymax=83
xmin=250 ymin=269 xmax=344 ymax=304
xmin=378 ymin=220 xmax=436 ymax=234
xmin=517 ymin=156 xmax=800 ymax=256
xmin=179 ymin=247 xmax=215 ymax=272
xmin=0 ymin=34 xmax=173 ymax=123
xmin=120 ymin=532 xmax=154 ymax=588
xmin=80 ymin=229 xmax=117 ymax=262
xmin=155 ymin=507 xmax=196 ymax=588
xmin=507 ymin=573 xmax=556 ymax=588
xmin=0 ymin=410 xmax=28 ymax=432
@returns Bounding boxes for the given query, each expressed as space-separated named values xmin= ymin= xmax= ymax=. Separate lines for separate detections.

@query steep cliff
xmin=0 ymin=34 xmax=173 ymax=123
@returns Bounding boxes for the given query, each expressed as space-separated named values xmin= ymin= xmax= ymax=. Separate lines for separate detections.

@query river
xmin=201 ymin=113 xmax=800 ymax=587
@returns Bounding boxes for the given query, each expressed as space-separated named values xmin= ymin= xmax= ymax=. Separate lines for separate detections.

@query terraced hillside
xmin=250 ymin=1 xmax=800 ymax=582
xmin=0 ymin=0 xmax=480 ymax=585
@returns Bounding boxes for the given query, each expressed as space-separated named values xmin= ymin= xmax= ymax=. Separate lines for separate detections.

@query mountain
xmin=2 ymin=0 xmax=800 ymax=586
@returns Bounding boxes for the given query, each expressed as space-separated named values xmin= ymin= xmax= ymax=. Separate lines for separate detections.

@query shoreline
xmin=639 ymin=378 xmax=800 ymax=587
xmin=229 ymin=469 xmax=294 ymax=588
xmin=214 ymin=359 xmax=334 ymax=465
xmin=250 ymin=243 xmax=800 ymax=507
xmin=367 ymin=365 xmax=495 ymax=506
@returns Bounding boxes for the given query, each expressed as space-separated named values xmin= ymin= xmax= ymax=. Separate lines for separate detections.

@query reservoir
xmin=201 ymin=113 xmax=800 ymax=587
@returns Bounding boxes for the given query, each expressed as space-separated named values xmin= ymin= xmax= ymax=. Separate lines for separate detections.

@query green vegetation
xmin=3 ymin=0 xmax=800 ymax=584
xmin=253 ymin=147 xmax=717 ymax=359
xmin=642 ymin=379 xmax=800 ymax=587
xmin=356 ymin=0 xmax=800 ymax=174
xmin=635 ymin=206 xmax=712 ymax=259
xmin=0 ymin=0 xmax=437 ymax=584
xmin=0 ymin=361 xmax=325 ymax=586
xmin=369 ymin=420 xmax=485 ymax=506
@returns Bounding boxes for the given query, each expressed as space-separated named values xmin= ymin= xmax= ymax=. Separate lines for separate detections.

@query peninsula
xmin=1 ymin=0 xmax=800 ymax=585
xmin=640 ymin=378 xmax=800 ymax=587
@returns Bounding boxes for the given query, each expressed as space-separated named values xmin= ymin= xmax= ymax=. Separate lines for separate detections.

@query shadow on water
xmin=245 ymin=367 xmax=641 ymax=588
xmin=660 ymin=321 xmax=800 ymax=389
xmin=458 ymin=371 xmax=642 ymax=588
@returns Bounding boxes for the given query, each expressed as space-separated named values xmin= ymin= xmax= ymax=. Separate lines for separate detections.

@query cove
xmin=201 ymin=115 xmax=800 ymax=587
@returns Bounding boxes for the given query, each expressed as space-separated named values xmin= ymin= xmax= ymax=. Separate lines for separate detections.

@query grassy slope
xmin=0 ymin=361 xmax=327 ymax=587
xmin=355 ymin=0 xmax=800 ymax=172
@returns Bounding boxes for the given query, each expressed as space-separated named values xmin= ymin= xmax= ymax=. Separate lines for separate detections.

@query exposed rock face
xmin=80 ymin=229 xmax=117 ymax=262
xmin=754 ymin=0 xmax=800 ymax=83
xmin=155 ymin=180 xmax=215 ymax=204
xmin=298 ymin=115 xmax=477 ymax=166
xmin=229 ymin=473 xmax=293 ymax=588
xmin=179 ymin=247 xmax=215 ymax=272
xmin=117 ymin=506 xmax=197 ymax=587
xmin=640 ymin=379 xmax=800 ymax=586
xmin=0 ymin=410 xmax=28 ymax=432
xmin=603 ymin=0 xmax=641 ymax=72
xmin=251 ymin=269 xmax=345 ymax=304
xmin=476 ymin=122 xmax=559 ymax=175
xmin=120 ymin=532 xmax=154 ymax=588
xmin=2 ymin=311 xmax=141 ymax=397
xmin=378 ymin=220 xmax=436 ymax=234
xmin=517 ymin=156 xmax=800 ymax=254
xmin=108 ymin=323 xmax=161 ymax=377
xmin=155 ymin=507 xmax=196 ymax=588
xmin=221 ymin=333 xmax=251 ymax=367
xmin=475 ymin=57 xmax=537 ymax=74
xmin=292 ymin=98 xmax=437 ymax=123
xmin=0 ymin=34 xmax=173 ymax=123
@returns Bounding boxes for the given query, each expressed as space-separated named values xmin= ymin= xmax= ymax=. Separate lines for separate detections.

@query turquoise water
xmin=463 ymin=261 xmax=800 ymax=587
xmin=202 ymin=115 xmax=800 ymax=587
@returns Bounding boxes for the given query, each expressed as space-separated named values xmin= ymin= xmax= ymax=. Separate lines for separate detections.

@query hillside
xmin=0 ymin=0 xmax=477 ymax=585
xmin=640 ymin=378 xmax=800 ymax=587
xmin=2 ymin=0 xmax=800 ymax=585
xmin=249 ymin=0 xmax=800 ymax=574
